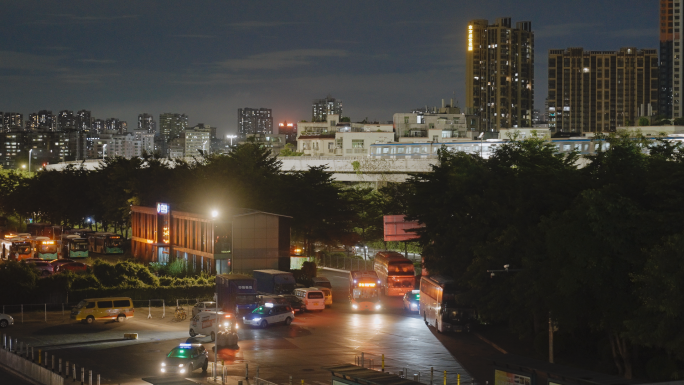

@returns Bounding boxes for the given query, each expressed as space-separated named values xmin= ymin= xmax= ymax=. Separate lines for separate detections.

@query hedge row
xmin=69 ymin=284 xmax=215 ymax=304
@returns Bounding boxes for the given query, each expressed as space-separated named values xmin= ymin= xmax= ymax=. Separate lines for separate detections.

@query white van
xmin=293 ymin=288 xmax=326 ymax=311
xmin=189 ymin=311 xmax=237 ymax=341
xmin=312 ymin=286 xmax=332 ymax=306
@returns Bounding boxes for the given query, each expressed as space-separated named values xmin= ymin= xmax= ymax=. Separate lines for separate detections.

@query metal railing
xmin=354 ymin=352 xmax=475 ymax=385
xmin=316 ymin=255 xmax=373 ymax=271
xmin=1 ymin=303 xmax=73 ymax=324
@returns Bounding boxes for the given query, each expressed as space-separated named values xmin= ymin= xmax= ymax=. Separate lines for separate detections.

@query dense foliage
xmin=404 ymin=132 xmax=684 ymax=379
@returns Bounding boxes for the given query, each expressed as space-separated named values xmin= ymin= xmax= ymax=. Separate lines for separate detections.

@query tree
xmin=340 ymin=116 xmax=351 ymax=122
xmin=342 ymin=187 xmax=385 ymax=252
xmin=638 ymin=117 xmax=650 ymax=126
xmin=279 ymin=143 xmax=303 ymax=157
xmin=674 ymin=117 xmax=684 ymax=126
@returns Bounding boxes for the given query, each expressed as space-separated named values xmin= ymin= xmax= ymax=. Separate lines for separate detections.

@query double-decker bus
xmin=61 ymin=235 xmax=89 ymax=259
xmin=32 ymin=236 xmax=59 ymax=260
xmin=88 ymin=232 xmax=124 ymax=254
xmin=349 ymin=271 xmax=382 ymax=311
xmin=420 ymin=275 xmax=476 ymax=333
xmin=374 ymin=251 xmax=416 ymax=296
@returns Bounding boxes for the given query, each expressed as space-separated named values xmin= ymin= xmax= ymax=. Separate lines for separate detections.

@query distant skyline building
xmin=466 ymin=17 xmax=534 ymax=130
xmin=105 ymin=118 xmax=127 ymax=134
xmin=237 ymin=108 xmax=273 ymax=139
xmin=159 ymin=113 xmax=189 ymax=141
xmin=278 ymin=121 xmax=297 ymax=145
xmin=26 ymin=110 xmax=55 ymax=131
xmin=312 ymin=95 xmax=343 ymax=122
xmin=138 ymin=113 xmax=156 ymax=134
xmin=92 ymin=119 xmax=105 ymax=134
xmin=547 ymin=47 xmax=659 ymax=133
xmin=659 ymin=0 xmax=678 ymax=119
xmin=75 ymin=110 xmax=91 ymax=131
xmin=184 ymin=126 xmax=211 ymax=158
xmin=2 ymin=113 xmax=23 ymax=132
xmin=57 ymin=110 xmax=76 ymax=131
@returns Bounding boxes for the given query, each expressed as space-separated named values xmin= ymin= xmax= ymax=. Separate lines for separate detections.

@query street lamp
xmin=226 ymin=135 xmax=237 ymax=146
xmin=211 ymin=210 xmax=219 ymax=219
xmin=28 ymin=149 xmax=33 ymax=172
xmin=103 ymin=144 xmax=107 ymax=160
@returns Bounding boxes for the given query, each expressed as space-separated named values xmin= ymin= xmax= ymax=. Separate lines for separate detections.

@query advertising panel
xmin=495 ymin=369 xmax=533 ymax=385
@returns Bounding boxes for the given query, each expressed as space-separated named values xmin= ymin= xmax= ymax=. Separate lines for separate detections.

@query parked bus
xmin=419 ymin=275 xmax=476 ymax=333
xmin=349 ymin=270 xmax=381 ymax=311
xmin=32 ymin=236 xmax=59 ymax=260
xmin=88 ymin=232 xmax=124 ymax=254
xmin=61 ymin=235 xmax=89 ymax=259
xmin=374 ymin=251 xmax=416 ymax=296
xmin=2 ymin=237 xmax=33 ymax=261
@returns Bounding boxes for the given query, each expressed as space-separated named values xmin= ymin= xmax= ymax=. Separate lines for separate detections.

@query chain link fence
xmin=316 ymin=255 xmax=373 ymax=271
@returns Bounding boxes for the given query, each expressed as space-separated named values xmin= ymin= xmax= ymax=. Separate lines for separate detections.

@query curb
xmin=474 ymin=332 xmax=508 ymax=354
xmin=0 ymin=359 xmax=43 ymax=385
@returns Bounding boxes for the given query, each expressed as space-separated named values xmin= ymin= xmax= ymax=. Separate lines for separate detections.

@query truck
xmin=253 ymin=269 xmax=296 ymax=295
xmin=215 ymin=274 xmax=259 ymax=316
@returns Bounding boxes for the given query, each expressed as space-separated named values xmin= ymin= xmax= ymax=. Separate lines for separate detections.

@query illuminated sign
xmin=468 ymin=25 xmax=474 ymax=51
xmin=157 ymin=203 xmax=169 ymax=214
xmin=358 ymin=283 xmax=376 ymax=288
xmin=163 ymin=226 xmax=170 ymax=244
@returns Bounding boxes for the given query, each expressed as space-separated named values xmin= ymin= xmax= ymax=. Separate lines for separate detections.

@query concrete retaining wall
xmin=0 ymin=348 xmax=64 ymax=385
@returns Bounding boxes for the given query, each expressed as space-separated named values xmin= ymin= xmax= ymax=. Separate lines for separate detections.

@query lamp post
xmin=28 ymin=149 xmax=33 ymax=173
xmin=477 ymin=132 xmax=484 ymax=158
xmin=226 ymin=135 xmax=237 ymax=146
xmin=102 ymin=144 xmax=107 ymax=160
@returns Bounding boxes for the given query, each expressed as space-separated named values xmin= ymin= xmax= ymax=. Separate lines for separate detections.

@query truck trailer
xmin=253 ymin=269 xmax=296 ymax=295
xmin=215 ymin=274 xmax=259 ymax=316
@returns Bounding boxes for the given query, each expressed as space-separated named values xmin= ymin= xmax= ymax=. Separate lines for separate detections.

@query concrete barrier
xmin=124 ymin=333 xmax=138 ymax=340
xmin=0 ymin=348 xmax=64 ymax=385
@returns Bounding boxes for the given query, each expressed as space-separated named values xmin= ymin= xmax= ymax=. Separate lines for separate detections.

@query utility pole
xmin=548 ymin=312 xmax=554 ymax=363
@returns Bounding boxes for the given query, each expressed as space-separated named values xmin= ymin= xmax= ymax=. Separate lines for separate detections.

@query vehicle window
xmin=268 ymin=309 xmax=274 ymax=315
xmin=97 ymin=301 xmax=113 ymax=308
xmin=307 ymin=292 xmax=324 ymax=299
xmin=113 ymin=300 xmax=130 ymax=308
xmin=85 ymin=302 xmax=95 ymax=309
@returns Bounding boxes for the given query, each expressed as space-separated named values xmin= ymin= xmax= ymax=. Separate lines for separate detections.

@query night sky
xmin=0 ymin=1 xmax=658 ymax=136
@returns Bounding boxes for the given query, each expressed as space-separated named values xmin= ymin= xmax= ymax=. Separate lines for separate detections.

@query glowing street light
xmin=28 ymin=149 xmax=33 ymax=172
xmin=103 ymin=144 xmax=108 ymax=160
xmin=226 ymin=135 xmax=237 ymax=146
xmin=211 ymin=210 xmax=219 ymax=218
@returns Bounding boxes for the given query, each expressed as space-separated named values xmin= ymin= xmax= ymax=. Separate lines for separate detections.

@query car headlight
xmin=223 ymin=322 xmax=229 ymax=328
xmin=253 ymin=317 xmax=261 ymax=322
xmin=375 ymin=304 xmax=381 ymax=310
xmin=352 ymin=304 xmax=358 ymax=310
xmin=161 ymin=368 xmax=166 ymax=373
xmin=178 ymin=364 xmax=184 ymax=367
xmin=161 ymin=362 xmax=166 ymax=367
xmin=179 ymin=369 xmax=185 ymax=374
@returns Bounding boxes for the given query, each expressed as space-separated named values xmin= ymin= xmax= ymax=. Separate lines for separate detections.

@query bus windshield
xmin=236 ymin=295 xmax=256 ymax=305
xmin=16 ymin=245 xmax=31 ymax=254
xmin=388 ymin=262 xmax=414 ymax=275
xmin=71 ymin=242 xmax=88 ymax=251
xmin=39 ymin=244 xmax=57 ymax=253
xmin=108 ymin=238 xmax=122 ymax=247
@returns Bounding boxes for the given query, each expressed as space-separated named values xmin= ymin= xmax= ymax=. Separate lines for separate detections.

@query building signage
xmin=468 ymin=25 xmax=474 ymax=51
xmin=157 ymin=203 xmax=169 ymax=214
xmin=495 ymin=370 xmax=532 ymax=385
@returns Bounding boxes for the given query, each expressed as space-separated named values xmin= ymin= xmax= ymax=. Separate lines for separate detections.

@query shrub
xmin=92 ymin=260 xmax=119 ymax=287
xmin=71 ymin=274 xmax=101 ymax=291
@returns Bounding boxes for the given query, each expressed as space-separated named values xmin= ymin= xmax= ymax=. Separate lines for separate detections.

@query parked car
xmin=23 ymin=260 xmax=54 ymax=276
xmin=55 ymin=262 xmax=88 ymax=273
xmin=0 ymin=314 xmax=14 ymax=328
xmin=258 ymin=294 xmax=306 ymax=313
xmin=50 ymin=259 xmax=75 ymax=270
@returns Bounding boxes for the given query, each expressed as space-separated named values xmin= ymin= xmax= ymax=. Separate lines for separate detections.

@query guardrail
xmin=316 ymin=255 xmax=373 ymax=271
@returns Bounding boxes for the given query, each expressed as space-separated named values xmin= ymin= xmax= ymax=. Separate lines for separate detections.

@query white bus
xmin=293 ymin=288 xmax=326 ymax=311
xmin=420 ymin=275 xmax=476 ymax=333
xmin=349 ymin=271 xmax=381 ymax=311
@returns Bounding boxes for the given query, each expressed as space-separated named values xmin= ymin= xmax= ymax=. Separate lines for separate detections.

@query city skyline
xmin=0 ymin=1 xmax=658 ymax=137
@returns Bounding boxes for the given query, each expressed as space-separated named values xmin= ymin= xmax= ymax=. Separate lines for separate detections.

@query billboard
xmin=495 ymin=370 xmax=533 ymax=385
xmin=383 ymin=215 xmax=422 ymax=242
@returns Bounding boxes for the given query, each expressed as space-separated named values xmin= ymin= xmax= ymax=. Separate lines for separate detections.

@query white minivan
xmin=293 ymin=288 xmax=326 ymax=311
xmin=189 ymin=311 xmax=236 ymax=341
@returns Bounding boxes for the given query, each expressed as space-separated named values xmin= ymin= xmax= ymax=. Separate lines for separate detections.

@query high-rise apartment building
xmin=659 ymin=1 xmax=679 ymax=119
xmin=92 ymin=119 xmax=105 ymax=134
xmin=237 ymin=108 xmax=273 ymax=139
xmin=138 ymin=113 xmax=156 ymax=134
xmin=75 ymin=110 xmax=91 ymax=131
xmin=184 ymin=126 xmax=211 ymax=158
xmin=105 ymin=118 xmax=127 ymax=134
xmin=57 ymin=110 xmax=76 ymax=131
xmin=466 ymin=18 xmax=534 ymax=130
xmin=159 ymin=113 xmax=189 ymax=141
xmin=2 ymin=113 xmax=23 ymax=132
xmin=278 ymin=121 xmax=298 ymax=144
xmin=312 ymin=95 xmax=343 ymax=122
xmin=26 ymin=110 xmax=55 ymax=131
xmin=547 ymin=47 xmax=659 ymax=133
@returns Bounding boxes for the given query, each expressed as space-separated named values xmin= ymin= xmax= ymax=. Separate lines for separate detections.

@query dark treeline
xmin=0 ymin=143 xmax=389 ymax=256
xmin=405 ymin=132 xmax=684 ymax=380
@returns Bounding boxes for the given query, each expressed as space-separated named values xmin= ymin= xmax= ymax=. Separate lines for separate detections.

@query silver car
xmin=0 ymin=313 xmax=14 ymax=328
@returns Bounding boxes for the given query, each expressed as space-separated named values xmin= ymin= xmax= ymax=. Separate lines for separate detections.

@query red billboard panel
xmin=383 ymin=215 xmax=422 ymax=242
